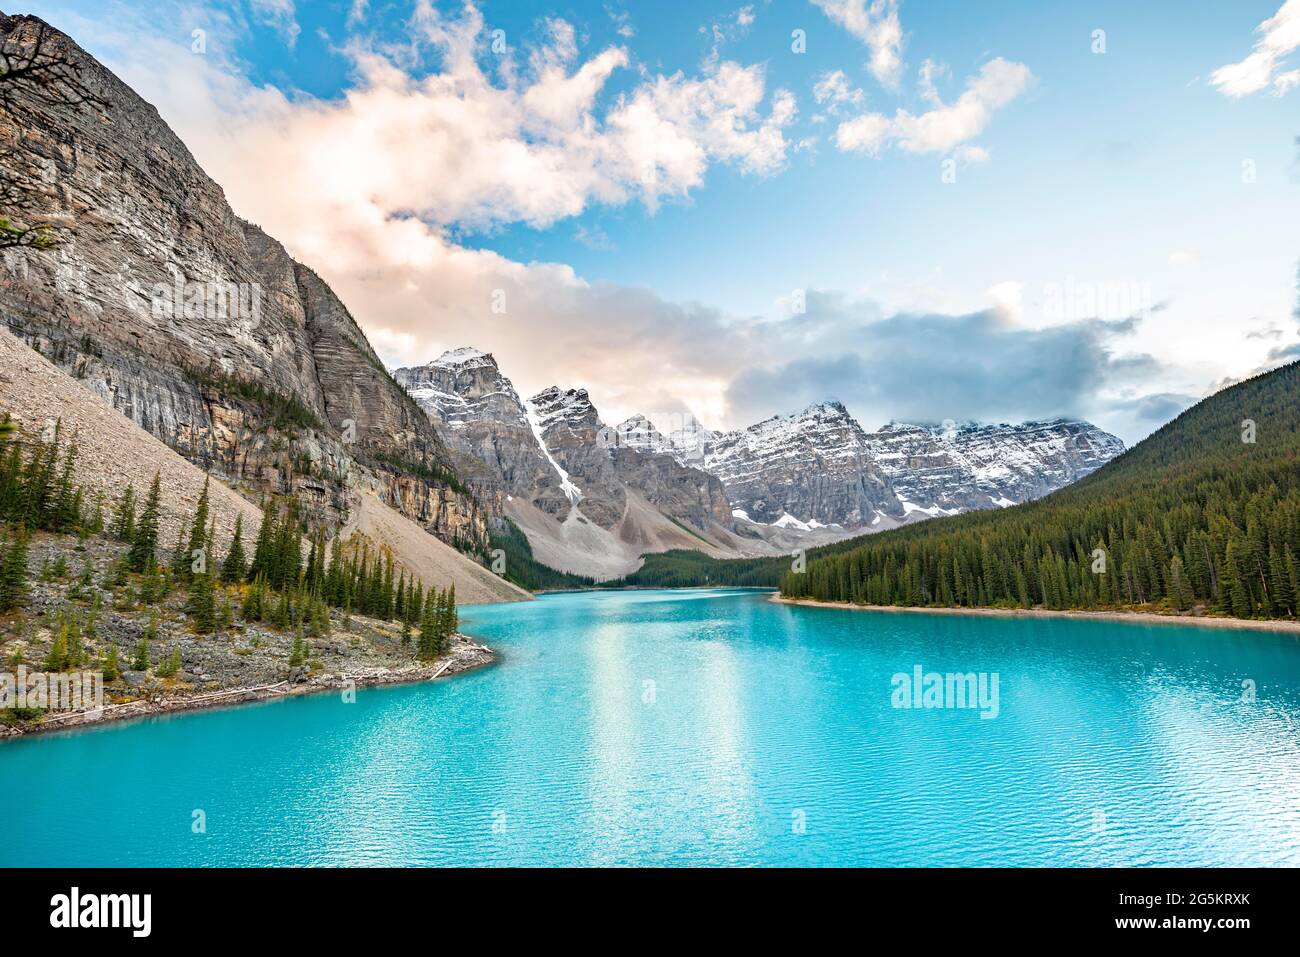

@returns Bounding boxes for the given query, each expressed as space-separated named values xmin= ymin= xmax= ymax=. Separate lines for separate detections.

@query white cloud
xmin=813 ymin=69 xmax=864 ymax=112
xmin=605 ymin=5 xmax=635 ymax=39
xmin=834 ymin=57 xmax=1032 ymax=156
xmin=180 ymin=2 xmax=794 ymax=231
xmin=918 ymin=58 xmax=948 ymax=106
xmin=1211 ymin=0 xmax=1300 ymax=97
xmin=48 ymin=0 xmax=802 ymax=427
xmin=987 ymin=281 xmax=1023 ymax=324
xmin=811 ymin=0 xmax=904 ymax=87
xmin=250 ymin=0 xmax=300 ymax=48
xmin=835 ymin=112 xmax=892 ymax=153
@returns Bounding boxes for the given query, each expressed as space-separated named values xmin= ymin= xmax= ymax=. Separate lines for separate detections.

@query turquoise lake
xmin=3 ymin=588 xmax=1300 ymax=866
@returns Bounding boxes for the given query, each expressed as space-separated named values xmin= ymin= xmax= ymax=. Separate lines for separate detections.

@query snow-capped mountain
xmin=866 ymin=419 xmax=1125 ymax=515
xmin=397 ymin=349 xmax=1124 ymax=577
xmin=612 ymin=413 xmax=716 ymax=466
xmin=395 ymin=347 xmax=531 ymax=430
xmin=395 ymin=354 xmax=739 ymax=579
xmin=698 ymin=402 xmax=894 ymax=527
xmin=393 ymin=349 xmax=562 ymax=508
xmin=617 ymin=401 xmax=1124 ymax=528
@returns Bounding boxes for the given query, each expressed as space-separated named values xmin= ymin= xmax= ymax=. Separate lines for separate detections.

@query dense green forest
xmin=489 ymin=517 xmax=595 ymax=591
xmin=778 ymin=360 xmax=1300 ymax=620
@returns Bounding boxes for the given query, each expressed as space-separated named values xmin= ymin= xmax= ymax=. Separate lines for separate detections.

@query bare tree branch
xmin=0 ymin=17 xmax=98 ymax=250
xmin=0 ymin=17 xmax=106 ymax=109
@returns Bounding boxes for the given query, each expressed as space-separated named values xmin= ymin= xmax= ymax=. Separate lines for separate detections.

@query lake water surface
xmin=3 ymin=588 xmax=1299 ymax=866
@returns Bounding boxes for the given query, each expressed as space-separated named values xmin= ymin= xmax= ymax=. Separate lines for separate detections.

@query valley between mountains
xmin=394 ymin=347 xmax=1124 ymax=579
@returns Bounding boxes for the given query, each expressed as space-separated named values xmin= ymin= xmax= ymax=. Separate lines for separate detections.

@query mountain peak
xmin=530 ymin=385 xmax=594 ymax=406
xmin=527 ymin=386 xmax=600 ymax=434
xmin=801 ymin=399 xmax=849 ymax=416
xmin=615 ymin=413 xmax=674 ymax=455
xmin=430 ymin=346 xmax=495 ymax=370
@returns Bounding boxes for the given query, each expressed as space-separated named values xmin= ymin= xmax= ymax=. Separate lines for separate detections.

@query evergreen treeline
xmin=604 ymin=549 xmax=796 ymax=589
xmin=600 ymin=532 xmax=879 ymax=590
xmin=0 ymin=416 xmax=460 ymax=656
xmin=0 ymin=418 xmax=99 ymax=537
xmin=229 ymin=497 xmax=459 ymax=655
xmin=779 ymin=360 xmax=1300 ymax=620
xmin=0 ymin=419 xmax=98 ymax=611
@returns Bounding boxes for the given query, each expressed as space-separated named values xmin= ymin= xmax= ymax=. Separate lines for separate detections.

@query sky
xmin=19 ymin=0 xmax=1300 ymax=444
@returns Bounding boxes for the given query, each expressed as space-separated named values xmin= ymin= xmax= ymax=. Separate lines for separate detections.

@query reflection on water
xmin=2 ymin=589 xmax=1299 ymax=866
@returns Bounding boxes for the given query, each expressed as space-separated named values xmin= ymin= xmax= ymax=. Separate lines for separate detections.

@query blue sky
xmin=24 ymin=0 xmax=1300 ymax=442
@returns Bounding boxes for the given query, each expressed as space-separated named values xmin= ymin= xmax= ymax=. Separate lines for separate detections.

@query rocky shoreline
xmin=770 ymin=593 xmax=1300 ymax=634
xmin=0 ymin=633 xmax=495 ymax=740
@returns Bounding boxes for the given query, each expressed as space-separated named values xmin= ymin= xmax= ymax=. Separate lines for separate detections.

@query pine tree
xmin=440 ymin=583 xmax=457 ymax=652
xmin=0 ymin=527 xmax=30 ymax=612
xmin=102 ymin=643 xmax=120 ymax=682
xmin=155 ymin=644 xmax=180 ymax=678
xmin=1168 ymin=555 xmax=1193 ymax=612
xmin=217 ymin=589 xmax=234 ymax=631
xmin=126 ymin=473 xmax=162 ymax=573
xmin=1223 ymin=539 xmax=1254 ymax=618
xmin=273 ymin=588 xmax=291 ymax=630
xmin=169 ymin=520 xmax=189 ymax=581
xmin=1268 ymin=546 xmax=1294 ymax=616
xmin=44 ymin=623 xmax=69 ymax=672
xmin=64 ymin=613 xmax=84 ymax=668
xmin=139 ymin=566 xmax=166 ymax=605
xmin=242 ymin=574 xmax=267 ymax=622
xmin=188 ymin=572 xmax=216 ymax=634
xmin=247 ymin=501 xmax=276 ymax=584
xmin=221 ymin=514 xmax=248 ymax=583
xmin=112 ymin=484 xmax=136 ymax=542
xmin=288 ymin=631 xmax=307 ymax=668
xmin=132 ymin=633 xmax=150 ymax=672
xmin=175 ymin=478 xmax=211 ymax=585
xmin=418 ymin=589 xmax=440 ymax=659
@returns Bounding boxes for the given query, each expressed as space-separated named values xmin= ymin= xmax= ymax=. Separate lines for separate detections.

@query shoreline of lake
xmin=0 ymin=635 xmax=495 ymax=741
xmin=770 ymin=593 xmax=1300 ymax=634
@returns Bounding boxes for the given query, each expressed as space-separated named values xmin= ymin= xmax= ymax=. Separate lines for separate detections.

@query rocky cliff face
xmin=0 ymin=13 xmax=485 ymax=546
xmin=395 ymin=352 xmax=733 ymax=535
xmin=525 ymin=386 xmax=624 ymax=526
xmin=525 ymin=386 xmax=732 ymax=531
xmin=394 ymin=348 xmax=560 ymax=510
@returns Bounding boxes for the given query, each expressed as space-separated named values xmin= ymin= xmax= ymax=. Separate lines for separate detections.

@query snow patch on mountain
xmin=524 ymin=395 xmax=582 ymax=505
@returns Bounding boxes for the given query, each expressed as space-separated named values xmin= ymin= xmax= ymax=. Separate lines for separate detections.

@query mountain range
xmin=394 ymin=348 xmax=1124 ymax=579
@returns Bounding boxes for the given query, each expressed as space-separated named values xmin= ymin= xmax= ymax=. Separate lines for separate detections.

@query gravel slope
xmin=0 ymin=327 xmax=531 ymax=604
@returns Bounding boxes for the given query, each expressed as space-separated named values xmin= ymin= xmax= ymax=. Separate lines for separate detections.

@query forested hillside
xmin=604 ymin=538 xmax=867 ymax=589
xmin=779 ymin=361 xmax=1300 ymax=620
